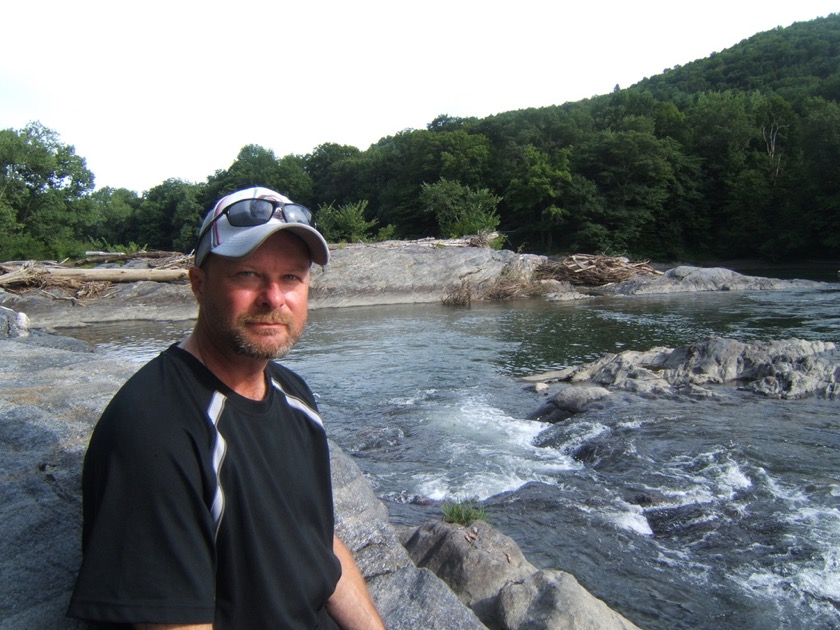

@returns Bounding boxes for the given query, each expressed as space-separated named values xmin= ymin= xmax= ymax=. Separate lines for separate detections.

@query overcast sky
xmin=2 ymin=1 xmax=837 ymax=193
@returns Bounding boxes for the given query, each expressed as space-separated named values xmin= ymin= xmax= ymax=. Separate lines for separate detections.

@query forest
xmin=1 ymin=14 xmax=839 ymax=263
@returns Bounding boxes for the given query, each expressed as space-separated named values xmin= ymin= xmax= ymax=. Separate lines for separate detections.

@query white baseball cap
xmin=195 ymin=187 xmax=329 ymax=266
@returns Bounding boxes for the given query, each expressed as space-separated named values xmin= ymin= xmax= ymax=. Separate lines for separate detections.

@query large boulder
xmin=497 ymin=569 xmax=641 ymax=630
xmin=401 ymin=520 xmax=641 ymax=630
xmin=309 ymin=242 xmax=546 ymax=307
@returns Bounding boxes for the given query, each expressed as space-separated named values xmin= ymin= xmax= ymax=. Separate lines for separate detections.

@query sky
xmin=2 ymin=1 xmax=837 ymax=194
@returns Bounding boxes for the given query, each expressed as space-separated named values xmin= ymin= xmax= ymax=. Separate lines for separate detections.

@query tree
xmin=306 ymin=143 xmax=363 ymax=207
xmin=420 ymin=178 xmax=501 ymax=238
xmin=573 ymin=129 xmax=677 ymax=254
xmin=85 ymin=187 xmax=141 ymax=247
xmin=0 ymin=122 xmax=95 ymax=259
xmin=204 ymin=145 xmax=313 ymax=208
xmin=133 ymin=179 xmax=204 ymax=252
xmin=503 ymin=145 xmax=571 ymax=249
xmin=794 ymin=97 xmax=840 ymax=255
xmin=315 ymin=200 xmax=380 ymax=243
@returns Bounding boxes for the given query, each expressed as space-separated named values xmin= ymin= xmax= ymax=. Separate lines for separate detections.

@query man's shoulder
xmin=267 ymin=361 xmax=316 ymax=403
xmin=100 ymin=345 xmax=211 ymax=427
xmin=120 ymin=345 xmax=201 ymax=390
xmin=266 ymin=360 xmax=305 ymax=385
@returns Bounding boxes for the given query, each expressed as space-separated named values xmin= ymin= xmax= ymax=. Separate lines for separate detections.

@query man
xmin=68 ymin=187 xmax=385 ymax=629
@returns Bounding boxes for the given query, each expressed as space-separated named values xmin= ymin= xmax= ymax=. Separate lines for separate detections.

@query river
xmin=60 ymin=279 xmax=840 ymax=630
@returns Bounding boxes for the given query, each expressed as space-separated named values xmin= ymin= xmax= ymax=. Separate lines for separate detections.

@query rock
xmin=0 ymin=244 xmax=553 ymax=329
xmin=597 ymin=265 xmax=822 ymax=296
xmin=1 ymin=250 xmax=826 ymax=333
xmin=527 ymin=385 xmax=612 ymax=423
xmin=401 ymin=520 xmax=640 ymax=630
xmin=402 ymin=520 xmax=539 ymax=626
xmin=309 ymin=243 xmax=547 ymax=308
xmin=527 ymin=337 xmax=839 ymax=406
xmin=0 ymin=281 xmax=198 ymax=331
xmin=662 ymin=337 xmax=839 ymax=399
xmin=497 ymin=569 xmax=641 ymax=630
xmin=368 ymin=567 xmax=487 ymax=630
xmin=0 ymin=305 xmax=30 ymax=337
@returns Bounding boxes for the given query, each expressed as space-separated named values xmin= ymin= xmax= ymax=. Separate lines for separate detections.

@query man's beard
xmin=227 ymin=311 xmax=305 ymax=360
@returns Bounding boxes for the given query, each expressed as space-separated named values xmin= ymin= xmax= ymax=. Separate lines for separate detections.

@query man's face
xmin=193 ymin=231 xmax=311 ymax=360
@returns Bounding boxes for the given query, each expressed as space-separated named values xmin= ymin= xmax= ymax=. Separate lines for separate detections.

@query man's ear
xmin=188 ymin=266 xmax=205 ymax=303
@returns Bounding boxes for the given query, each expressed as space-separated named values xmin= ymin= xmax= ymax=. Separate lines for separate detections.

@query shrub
xmin=420 ymin=178 xmax=501 ymax=239
xmin=315 ymin=200 xmax=378 ymax=243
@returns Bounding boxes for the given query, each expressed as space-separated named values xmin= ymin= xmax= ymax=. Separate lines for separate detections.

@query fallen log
xmin=0 ymin=266 xmax=188 ymax=287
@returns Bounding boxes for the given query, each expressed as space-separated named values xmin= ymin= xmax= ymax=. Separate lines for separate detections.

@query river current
xmin=61 ymin=279 xmax=840 ymax=629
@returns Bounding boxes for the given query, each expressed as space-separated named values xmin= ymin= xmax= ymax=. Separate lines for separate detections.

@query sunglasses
xmin=197 ymin=197 xmax=314 ymax=244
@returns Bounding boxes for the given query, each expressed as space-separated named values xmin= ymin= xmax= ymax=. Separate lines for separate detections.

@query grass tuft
xmin=441 ymin=499 xmax=487 ymax=525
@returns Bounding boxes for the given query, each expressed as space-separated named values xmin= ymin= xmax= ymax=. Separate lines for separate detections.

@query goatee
xmin=230 ymin=312 xmax=304 ymax=360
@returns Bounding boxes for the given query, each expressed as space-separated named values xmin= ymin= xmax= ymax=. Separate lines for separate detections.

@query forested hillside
xmin=2 ymin=14 xmax=838 ymax=262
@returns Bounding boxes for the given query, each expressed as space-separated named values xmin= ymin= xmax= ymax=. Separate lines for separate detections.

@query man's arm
xmin=326 ymin=535 xmax=386 ymax=630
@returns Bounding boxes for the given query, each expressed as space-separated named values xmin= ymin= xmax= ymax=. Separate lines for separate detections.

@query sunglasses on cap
xmin=197 ymin=197 xmax=315 ymax=244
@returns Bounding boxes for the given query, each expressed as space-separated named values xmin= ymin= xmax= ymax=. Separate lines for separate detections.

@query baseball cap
xmin=194 ymin=187 xmax=330 ymax=267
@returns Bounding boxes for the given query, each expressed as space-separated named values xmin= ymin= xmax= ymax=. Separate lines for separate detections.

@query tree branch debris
xmin=534 ymin=254 xmax=662 ymax=286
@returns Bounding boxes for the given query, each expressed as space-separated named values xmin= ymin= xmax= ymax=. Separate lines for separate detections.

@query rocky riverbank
xmin=0 ymin=242 xmax=822 ymax=330
xmin=0 ymin=243 xmax=832 ymax=629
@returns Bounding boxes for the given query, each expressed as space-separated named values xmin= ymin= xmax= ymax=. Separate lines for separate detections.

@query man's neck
xmin=179 ymin=333 xmax=269 ymax=401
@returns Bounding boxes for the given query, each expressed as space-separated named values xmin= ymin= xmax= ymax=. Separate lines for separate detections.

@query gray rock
xmin=402 ymin=520 xmax=640 ymax=630
xmin=497 ymin=569 xmax=641 ymax=630
xmin=527 ymin=384 xmax=612 ymax=423
xmin=598 ymin=265 xmax=823 ymax=296
xmin=528 ymin=337 xmax=839 ymax=405
xmin=309 ymin=243 xmax=546 ymax=308
xmin=403 ymin=520 xmax=539 ymax=626
xmin=0 ymin=281 xmax=198 ymax=330
xmin=368 ymin=566 xmax=486 ymax=630
xmin=0 ymin=306 xmax=30 ymax=337
xmin=1 ymin=251 xmax=824 ymax=333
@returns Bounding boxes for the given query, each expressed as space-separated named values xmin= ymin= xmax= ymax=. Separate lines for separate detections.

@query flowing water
xmin=60 ymin=281 xmax=840 ymax=629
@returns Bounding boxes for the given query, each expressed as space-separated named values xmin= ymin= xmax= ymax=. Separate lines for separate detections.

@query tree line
xmin=2 ymin=14 xmax=838 ymax=263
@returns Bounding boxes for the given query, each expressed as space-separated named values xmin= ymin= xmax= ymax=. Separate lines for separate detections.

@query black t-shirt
xmin=67 ymin=345 xmax=341 ymax=628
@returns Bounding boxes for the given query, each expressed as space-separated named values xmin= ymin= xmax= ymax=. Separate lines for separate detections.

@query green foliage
xmin=133 ymin=179 xmax=205 ymax=252
xmin=420 ymin=178 xmax=501 ymax=238
xmin=442 ymin=499 xmax=487 ymax=525
xmin=375 ymin=224 xmax=396 ymax=242
xmin=3 ymin=15 xmax=840 ymax=262
xmin=315 ymin=200 xmax=379 ymax=243
xmin=0 ymin=122 xmax=95 ymax=259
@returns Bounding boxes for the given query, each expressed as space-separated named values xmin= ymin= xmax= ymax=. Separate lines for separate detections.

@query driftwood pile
xmin=0 ymin=252 xmax=192 ymax=300
xmin=535 ymin=254 xmax=662 ymax=287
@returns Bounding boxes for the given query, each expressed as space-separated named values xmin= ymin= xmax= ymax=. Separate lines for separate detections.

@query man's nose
xmin=260 ymin=281 xmax=286 ymax=308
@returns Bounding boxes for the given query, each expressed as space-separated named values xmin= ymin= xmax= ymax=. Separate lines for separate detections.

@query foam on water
xmin=411 ymin=394 xmax=578 ymax=501
xmin=604 ymin=501 xmax=654 ymax=536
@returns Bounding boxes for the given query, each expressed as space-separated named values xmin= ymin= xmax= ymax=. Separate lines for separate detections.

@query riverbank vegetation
xmin=2 ymin=15 xmax=839 ymax=263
